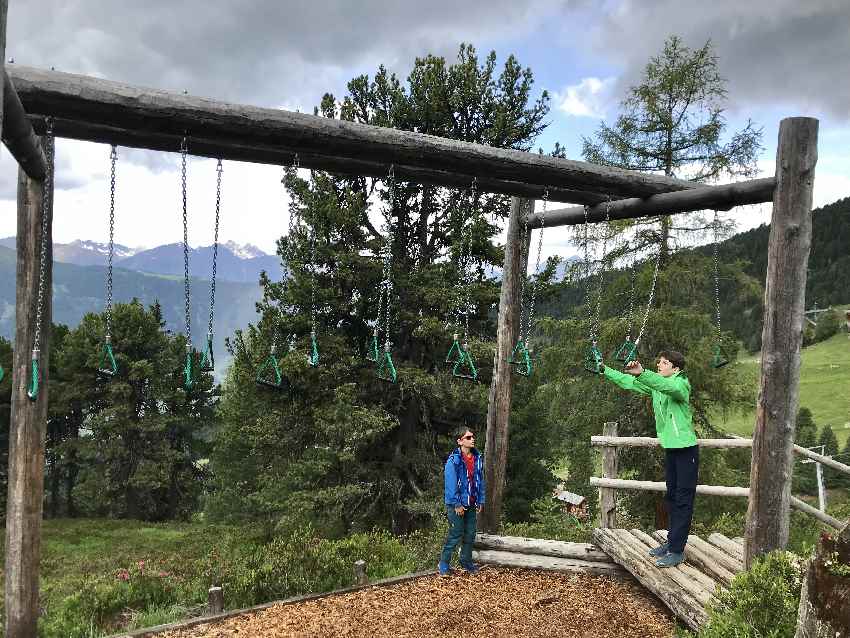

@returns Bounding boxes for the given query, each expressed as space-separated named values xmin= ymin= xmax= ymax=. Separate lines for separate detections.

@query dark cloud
xmin=590 ymin=0 xmax=850 ymax=121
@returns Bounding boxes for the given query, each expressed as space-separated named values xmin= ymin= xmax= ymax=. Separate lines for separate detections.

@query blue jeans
xmin=440 ymin=505 xmax=477 ymax=565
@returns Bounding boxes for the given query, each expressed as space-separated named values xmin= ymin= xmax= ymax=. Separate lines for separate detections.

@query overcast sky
xmin=1 ymin=0 xmax=848 ymax=263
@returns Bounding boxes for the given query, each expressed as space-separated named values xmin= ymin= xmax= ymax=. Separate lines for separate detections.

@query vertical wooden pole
xmin=600 ymin=422 xmax=618 ymax=529
xmin=0 ymin=0 xmax=7 ymax=135
xmin=745 ymin=117 xmax=818 ymax=568
xmin=5 ymin=138 xmax=55 ymax=638
xmin=481 ymin=197 xmax=532 ymax=533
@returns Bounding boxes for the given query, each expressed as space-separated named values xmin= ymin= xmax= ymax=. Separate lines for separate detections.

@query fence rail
xmin=591 ymin=427 xmax=848 ymax=531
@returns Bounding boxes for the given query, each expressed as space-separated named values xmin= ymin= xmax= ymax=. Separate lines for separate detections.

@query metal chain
xmin=380 ymin=165 xmax=396 ymax=348
xmin=523 ymin=189 xmax=548 ymax=344
xmin=712 ymin=209 xmax=723 ymax=341
xmin=207 ymin=159 xmax=222 ymax=338
xmin=181 ymin=136 xmax=191 ymax=348
xmin=105 ymin=145 xmax=117 ymax=339
xmin=516 ymin=204 xmax=530 ymax=343
xmin=309 ymin=203 xmax=317 ymax=335
xmin=589 ymin=200 xmax=611 ymax=345
xmin=622 ymin=241 xmax=638 ymax=340
xmin=31 ymin=118 xmax=55 ymax=357
xmin=463 ymin=177 xmax=478 ymax=340
xmin=635 ymin=238 xmax=662 ymax=346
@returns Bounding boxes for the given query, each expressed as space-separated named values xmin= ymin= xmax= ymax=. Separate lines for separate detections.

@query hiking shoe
xmin=460 ymin=561 xmax=480 ymax=574
xmin=655 ymin=552 xmax=684 ymax=568
xmin=648 ymin=542 xmax=669 ymax=558
xmin=438 ymin=561 xmax=452 ymax=576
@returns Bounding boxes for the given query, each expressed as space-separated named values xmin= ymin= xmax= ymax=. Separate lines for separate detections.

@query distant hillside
xmin=117 ymin=243 xmax=281 ymax=283
xmin=0 ymin=246 xmax=264 ymax=379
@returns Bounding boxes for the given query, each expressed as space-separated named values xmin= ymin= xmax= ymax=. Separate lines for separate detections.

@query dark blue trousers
xmin=440 ymin=506 xmax=477 ymax=565
xmin=664 ymin=445 xmax=699 ymax=554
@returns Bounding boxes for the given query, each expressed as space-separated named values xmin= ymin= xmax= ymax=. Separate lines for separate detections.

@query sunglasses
xmin=460 ymin=434 xmax=475 ymax=440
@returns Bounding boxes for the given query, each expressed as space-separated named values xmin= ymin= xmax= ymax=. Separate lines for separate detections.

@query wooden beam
xmin=746 ymin=117 xmax=819 ymax=568
xmin=527 ymin=178 xmax=776 ymax=228
xmin=473 ymin=533 xmax=611 ymax=562
xmin=472 ymin=549 xmax=627 ymax=578
xmin=5 ymin=135 xmax=54 ymax=638
xmin=481 ymin=197 xmax=530 ymax=533
xmin=789 ymin=496 xmax=845 ymax=530
xmin=590 ymin=477 xmax=750 ymax=498
xmin=794 ymin=444 xmax=850 ymax=477
xmin=28 ymin=115 xmax=608 ymax=205
xmin=3 ymin=71 xmax=47 ymax=180
xmin=9 ymin=65 xmax=704 ymax=199
xmin=591 ymin=436 xmax=753 ymax=449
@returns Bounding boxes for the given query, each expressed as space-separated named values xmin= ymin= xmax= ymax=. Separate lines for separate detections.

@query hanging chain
xmin=712 ymin=209 xmax=723 ymax=341
xmin=635 ymin=235 xmax=662 ymax=346
xmin=309 ymin=202 xmax=317 ymax=336
xmin=516 ymin=203 xmax=530 ymax=343
xmin=207 ymin=159 xmax=222 ymax=338
xmin=462 ymin=177 xmax=478 ymax=340
xmin=522 ymin=190 xmax=548 ymax=345
xmin=181 ymin=136 xmax=191 ymax=348
xmin=31 ymin=118 xmax=55 ymax=358
xmin=105 ymin=145 xmax=117 ymax=339
xmin=380 ymin=165 xmax=396 ymax=348
xmin=588 ymin=200 xmax=611 ymax=345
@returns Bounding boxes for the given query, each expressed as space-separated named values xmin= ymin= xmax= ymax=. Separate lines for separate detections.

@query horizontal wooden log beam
xmin=473 ymin=533 xmax=610 ymax=562
xmin=3 ymin=69 xmax=47 ymax=180
xmin=527 ymin=178 xmax=776 ymax=228
xmin=794 ymin=444 xmax=850 ymax=477
xmin=590 ymin=478 xmax=846 ymax=530
xmin=9 ymin=64 xmax=703 ymax=200
xmin=471 ymin=549 xmax=627 ymax=578
xmin=591 ymin=436 xmax=753 ymax=449
xmin=27 ymin=115 xmax=608 ymax=205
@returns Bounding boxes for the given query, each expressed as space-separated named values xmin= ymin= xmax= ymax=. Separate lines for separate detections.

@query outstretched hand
xmin=624 ymin=360 xmax=644 ymax=376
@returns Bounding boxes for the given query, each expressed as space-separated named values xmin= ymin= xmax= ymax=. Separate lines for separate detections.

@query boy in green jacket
xmin=600 ymin=350 xmax=698 ymax=567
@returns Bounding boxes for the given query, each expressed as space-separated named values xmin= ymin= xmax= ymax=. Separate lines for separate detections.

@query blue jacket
xmin=444 ymin=447 xmax=486 ymax=507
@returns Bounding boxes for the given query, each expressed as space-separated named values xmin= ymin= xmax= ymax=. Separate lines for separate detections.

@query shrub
xmin=696 ymin=551 xmax=804 ymax=638
xmin=502 ymin=496 xmax=593 ymax=543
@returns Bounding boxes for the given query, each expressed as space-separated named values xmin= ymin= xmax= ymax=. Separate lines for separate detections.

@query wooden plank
xmin=746 ymin=118 xmax=819 ymax=567
xmin=790 ymin=496 xmax=845 ymax=530
xmin=528 ymin=178 xmax=775 ymax=228
xmin=600 ymin=422 xmax=618 ymax=528
xmin=707 ymin=533 xmax=745 ymax=563
xmin=481 ymin=197 xmax=530 ymax=532
xmin=9 ymin=65 xmax=706 ymax=199
xmin=472 ymin=549 xmax=627 ymax=578
xmin=4 ymin=136 xmax=54 ymax=638
xmin=630 ymin=529 xmax=721 ymax=596
xmin=3 ymin=71 xmax=47 ymax=179
xmin=653 ymin=530 xmax=736 ymax=587
xmin=793 ymin=444 xmax=850 ymax=478
xmin=619 ymin=530 xmax=714 ymax=608
xmin=591 ymin=436 xmax=752 ymax=449
xmin=473 ymin=534 xmax=610 ymax=562
xmin=682 ymin=535 xmax=743 ymax=575
xmin=592 ymin=528 xmax=708 ymax=630
xmin=28 ymin=115 xmax=607 ymax=206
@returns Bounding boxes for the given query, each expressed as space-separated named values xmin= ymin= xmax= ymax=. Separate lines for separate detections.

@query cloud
xmin=554 ymin=77 xmax=616 ymax=118
xmin=587 ymin=0 xmax=850 ymax=121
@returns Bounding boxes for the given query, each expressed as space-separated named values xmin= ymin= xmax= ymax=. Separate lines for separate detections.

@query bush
xmin=502 ymin=496 xmax=593 ymax=543
xmin=813 ymin=310 xmax=840 ymax=343
xmin=696 ymin=551 xmax=804 ymax=638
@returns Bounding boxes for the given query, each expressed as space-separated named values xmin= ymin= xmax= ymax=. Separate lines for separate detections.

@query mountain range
xmin=0 ymin=237 xmax=280 ymax=283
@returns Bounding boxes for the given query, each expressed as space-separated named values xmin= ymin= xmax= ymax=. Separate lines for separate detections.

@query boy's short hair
xmin=658 ymin=350 xmax=686 ymax=371
xmin=455 ymin=426 xmax=474 ymax=440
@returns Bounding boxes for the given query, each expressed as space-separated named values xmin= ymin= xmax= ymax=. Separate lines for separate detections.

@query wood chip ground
xmin=158 ymin=567 xmax=675 ymax=637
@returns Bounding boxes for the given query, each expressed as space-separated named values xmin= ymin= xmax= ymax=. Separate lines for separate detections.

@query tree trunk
xmin=795 ymin=522 xmax=849 ymax=637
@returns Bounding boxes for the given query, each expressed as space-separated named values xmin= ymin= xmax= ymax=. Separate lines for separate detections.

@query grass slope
xmin=717 ymin=331 xmax=850 ymax=448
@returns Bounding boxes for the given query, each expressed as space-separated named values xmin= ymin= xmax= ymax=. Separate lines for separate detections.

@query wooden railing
xmin=590 ymin=422 xmax=849 ymax=531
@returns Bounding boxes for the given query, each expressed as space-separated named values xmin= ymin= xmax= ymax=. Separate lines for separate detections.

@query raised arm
xmin=633 ymin=369 xmax=690 ymax=402
xmin=602 ymin=365 xmax=652 ymax=396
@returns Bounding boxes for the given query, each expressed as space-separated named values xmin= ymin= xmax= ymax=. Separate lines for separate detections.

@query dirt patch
xmin=157 ymin=567 xmax=675 ymax=637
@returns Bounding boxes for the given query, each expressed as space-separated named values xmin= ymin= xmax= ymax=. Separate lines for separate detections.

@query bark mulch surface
xmin=157 ymin=567 xmax=676 ymax=638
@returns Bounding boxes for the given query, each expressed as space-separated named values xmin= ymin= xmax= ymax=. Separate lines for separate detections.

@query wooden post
xmin=0 ymin=0 xmax=7 ymax=138
xmin=481 ymin=197 xmax=532 ymax=533
xmin=4 ymin=136 xmax=55 ymax=638
xmin=353 ymin=560 xmax=368 ymax=586
xmin=207 ymin=586 xmax=224 ymax=615
xmin=745 ymin=117 xmax=818 ymax=568
xmin=600 ymin=422 xmax=618 ymax=529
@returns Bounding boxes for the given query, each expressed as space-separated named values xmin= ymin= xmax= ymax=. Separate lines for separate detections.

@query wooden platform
xmin=592 ymin=528 xmax=745 ymax=631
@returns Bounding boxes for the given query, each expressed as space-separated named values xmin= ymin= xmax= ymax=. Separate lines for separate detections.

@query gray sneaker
xmin=656 ymin=552 xmax=684 ymax=568
xmin=648 ymin=542 xmax=669 ymax=557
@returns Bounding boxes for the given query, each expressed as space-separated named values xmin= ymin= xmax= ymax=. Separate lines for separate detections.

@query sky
xmin=1 ymin=0 xmax=848 ymax=265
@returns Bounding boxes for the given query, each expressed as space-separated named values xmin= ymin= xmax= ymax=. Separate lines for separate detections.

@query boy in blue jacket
xmin=438 ymin=427 xmax=486 ymax=576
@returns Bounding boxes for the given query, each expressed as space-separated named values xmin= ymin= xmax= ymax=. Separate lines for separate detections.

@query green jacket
xmin=602 ymin=366 xmax=697 ymax=449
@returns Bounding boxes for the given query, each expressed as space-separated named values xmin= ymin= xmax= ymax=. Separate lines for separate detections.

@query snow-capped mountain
xmin=0 ymin=237 xmax=141 ymax=267
xmin=223 ymin=240 xmax=268 ymax=260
